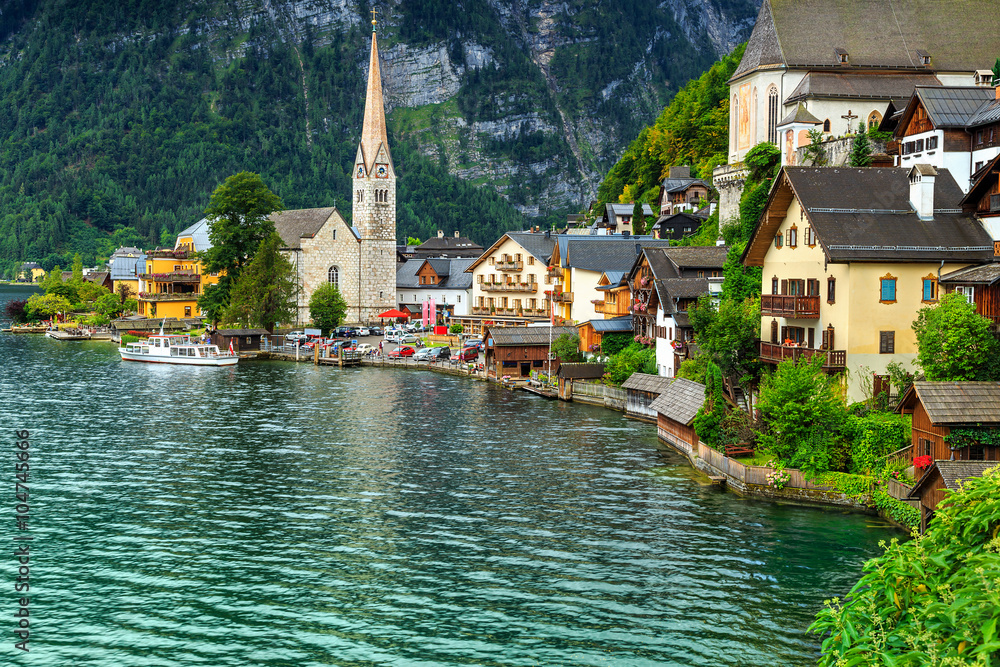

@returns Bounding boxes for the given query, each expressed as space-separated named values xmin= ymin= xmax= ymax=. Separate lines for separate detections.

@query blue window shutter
xmin=923 ymin=280 xmax=932 ymax=300
xmin=881 ymin=279 xmax=896 ymax=301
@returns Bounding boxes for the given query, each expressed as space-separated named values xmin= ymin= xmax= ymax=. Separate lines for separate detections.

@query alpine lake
xmin=1 ymin=284 xmax=895 ymax=666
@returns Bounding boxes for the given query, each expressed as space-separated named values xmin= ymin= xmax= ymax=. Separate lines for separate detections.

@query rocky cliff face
xmin=1 ymin=0 xmax=759 ymax=220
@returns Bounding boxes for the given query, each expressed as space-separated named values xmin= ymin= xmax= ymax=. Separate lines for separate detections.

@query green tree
xmin=756 ymin=355 xmax=847 ymax=471
xmin=743 ymin=142 xmax=780 ymax=183
xmin=224 ymin=233 xmax=297 ymax=333
xmin=200 ymin=172 xmax=283 ymax=313
xmin=603 ymin=342 xmax=655 ymax=385
xmin=690 ymin=294 xmax=763 ymax=389
xmin=552 ymin=333 xmax=584 ymax=362
xmin=600 ymin=332 xmax=633 ymax=357
xmin=116 ymin=282 xmax=133 ymax=304
xmin=848 ymin=124 xmax=872 ymax=167
xmin=41 ymin=265 xmax=62 ymax=292
xmin=631 ymin=200 xmax=646 ymax=236
xmin=693 ymin=361 xmax=727 ymax=448
xmin=26 ymin=293 xmax=72 ymax=319
xmin=71 ymin=253 xmax=83 ymax=284
xmin=802 ymin=128 xmax=827 ymax=166
xmin=77 ymin=282 xmax=109 ymax=304
xmin=309 ymin=283 xmax=348 ymax=335
xmin=811 ymin=466 xmax=1000 ymax=664
xmin=912 ymin=292 xmax=1000 ymax=381
xmin=406 ymin=236 xmax=422 ymax=246
xmin=93 ymin=293 xmax=126 ymax=320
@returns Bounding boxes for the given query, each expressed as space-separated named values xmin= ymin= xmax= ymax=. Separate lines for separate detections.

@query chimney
xmin=437 ymin=230 xmax=444 ymax=238
xmin=454 ymin=230 xmax=460 ymax=238
xmin=909 ymin=165 xmax=937 ymax=220
xmin=544 ymin=230 xmax=551 ymax=239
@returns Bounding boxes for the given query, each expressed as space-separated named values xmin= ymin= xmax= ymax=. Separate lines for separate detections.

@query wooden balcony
xmin=495 ymin=260 xmax=523 ymax=272
xmin=547 ymin=266 xmax=562 ymax=278
xmin=592 ymin=300 xmax=607 ymax=314
xmin=551 ymin=291 xmax=574 ymax=303
xmin=138 ymin=292 xmax=200 ymax=302
xmin=481 ymin=282 xmax=538 ymax=293
xmin=758 ymin=341 xmax=846 ymax=370
xmin=761 ymin=294 xmax=820 ymax=318
xmin=139 ymin=272 xmax=201 ymax=283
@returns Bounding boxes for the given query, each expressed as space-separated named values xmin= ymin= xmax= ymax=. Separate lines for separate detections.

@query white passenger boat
xmin=119 ymin=333 xmax=239 ymax=366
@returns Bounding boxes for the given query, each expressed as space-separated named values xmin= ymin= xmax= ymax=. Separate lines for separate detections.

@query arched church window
xmin=823 ymin=119 xmax=831 ymax=132
xmin=767 ymin=86 xmax=779 ymax=145
xmin=868 ymin=110 xmax=882 ymax=129
xmin=328 ymin=266 xmax=339 ymax=287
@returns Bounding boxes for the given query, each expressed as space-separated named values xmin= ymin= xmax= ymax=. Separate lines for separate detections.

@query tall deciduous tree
xmin=309 ymin=283 xmax=348 ymax=335
xmin=71 ymin=253 xmax=83 ymax=284
xmin=552 ymin=333 xmax=584 ymax=362
xmin=912 ymin=292 xmax=1000 ymax=381
xmin=224 ymin=233 xmax=297 ymax=333
xmin=199 ymin=172 xmax=283 ymax=316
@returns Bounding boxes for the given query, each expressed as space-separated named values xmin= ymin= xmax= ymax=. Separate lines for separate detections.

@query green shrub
xmin=603 ymin=342 xmax=654 ymax=386
xmin=449 ymin=323 xmax=463 ymax=334
xmin=811 ymin=466 xmax=1000 ymax=664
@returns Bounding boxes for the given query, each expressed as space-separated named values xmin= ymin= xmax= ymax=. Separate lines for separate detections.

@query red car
xmin=388 ymin=345 xmax=416 ymax=358
xmin=451 ymin=347 xmax=478 ymax=362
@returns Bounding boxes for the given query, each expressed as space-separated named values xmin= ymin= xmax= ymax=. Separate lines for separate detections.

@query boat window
xmin=171 ymin=348 xmax=178 ymax=356
xmin=154 ymin=339 xmax=161 ymax=347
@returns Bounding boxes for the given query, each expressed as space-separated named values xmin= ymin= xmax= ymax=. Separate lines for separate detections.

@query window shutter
xmin=780 ymin=326 xmax=787 ymax=343
xmin=827 ymin=277 xmax=836 ymax=303
xmin=771 ymin=277 xmax=779 ymax=294
xmin=780 ymin=279 xmax=788 ymax=295
xmin=821 ymin=328 xmax=829 ymax=350
xmin=771 ymin=320 xmax=778 ymax=343
xmin=808 ymin=327 xmax=815 ymax=349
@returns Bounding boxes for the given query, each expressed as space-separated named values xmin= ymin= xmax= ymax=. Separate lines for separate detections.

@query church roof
xmin=270 ymin=207 xmax=348 ymax=249
xmin=359 ymin=28 xmax=391 ymax=172
xmin=784 ymin=72 xmax=942 ymax=106
xmin=733 ymin=0 xmax=1000 ymax=81
xmin=777 ymin=103 xmax=822 ymax=126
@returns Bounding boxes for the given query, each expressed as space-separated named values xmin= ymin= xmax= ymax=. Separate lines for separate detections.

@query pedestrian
xmin=378 ymin=340 xmax=383 ymax=356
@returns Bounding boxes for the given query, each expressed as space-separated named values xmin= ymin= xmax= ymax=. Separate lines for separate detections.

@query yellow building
xmin=743 ymin=165 xmax=995 ymax=402
xmin=18 ymin=263 xmax=45 ymax=282
xmin=137 ymin=219 xmax=219 ymax=320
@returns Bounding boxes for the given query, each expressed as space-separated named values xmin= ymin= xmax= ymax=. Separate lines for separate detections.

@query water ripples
xmin=0 ymin=329 xmax=894 ymax=666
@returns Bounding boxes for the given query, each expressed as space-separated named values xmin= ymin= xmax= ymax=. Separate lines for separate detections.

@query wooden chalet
xmin=211 ymin=328 xmax=270 ymax=352
xmin=898 ymin=381 xmax=1000 ymax=531
xmin=939 ymin=263 xmax=1000 ymax=326
xmin=908 ymin=461 xmax=997 ymax=533
xmin=577 ymin=316 xmax=631 ymax=355
xmin=649 ymin=378 xmax=705 ymax=456
xmin=483 ymin=325 xmax=576 ymax=380
xmin=621 ymin=373 xmax=675 ymax=422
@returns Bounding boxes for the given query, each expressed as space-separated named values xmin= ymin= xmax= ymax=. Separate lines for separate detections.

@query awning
xmin=377 ymin=309 xmax=411 ymax=318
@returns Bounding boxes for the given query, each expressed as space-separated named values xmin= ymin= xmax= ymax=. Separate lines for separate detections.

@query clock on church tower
xmin=375 ymin=164 xmax=388 ymax=178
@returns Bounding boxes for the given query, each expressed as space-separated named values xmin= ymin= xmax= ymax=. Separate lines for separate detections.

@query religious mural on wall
xmin=738 ymin=83 xmax=752 ymax=150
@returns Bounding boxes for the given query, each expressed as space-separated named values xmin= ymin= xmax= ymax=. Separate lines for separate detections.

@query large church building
xmin=272 ymin=19 xmax=397 ymax=325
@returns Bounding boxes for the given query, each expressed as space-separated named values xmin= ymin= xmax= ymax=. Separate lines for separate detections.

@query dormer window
xmin=835 ymin=48 xmax=849 ymax=65
xmin=916 ymin=50 xmax=931 ymax=66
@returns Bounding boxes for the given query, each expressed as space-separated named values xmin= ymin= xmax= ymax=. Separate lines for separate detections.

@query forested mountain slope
xmin=0 ymin=0 xmax=757 ymax=274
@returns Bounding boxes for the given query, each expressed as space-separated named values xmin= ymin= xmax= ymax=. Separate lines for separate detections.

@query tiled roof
xmin=175 ymin=218 xmax=212 ymax=251
xmin=734 ymin=0 xmax=1000 ymax=80
xmin=663 ymin=245 xmax=728 ymax=269
xmin=565 ymin=239 xmax=673 ymax=273
xmin=939 ymin=263 xmax=1000 ymax=285
xmin=784 ymin=72 xmax=942 ymax=105
xmin=777 ymin=103 xmax=822 ymax=126
xmin=396 ymin=257 xmax=474 ymax=290
xmin=909 ymin=460 xmax=998 ymax=498
xmin=557 ymin=363 xmax=606 ymax=379
xmin=506 ymin=232 xmax=556 ymax=264
xmin=659 ymin=278 xmax=711 ymax=300
xmin=661 ymin=177 xmax=710 ymax=193
xmin=271 ymin=208 xmax=344 ymax=250
xmin=487 ymin=325 xmax=577 ymax=346
xmin=19 ymin=262 xmax=42 ymax=270
xmin=649 ymin=378 xmax=705 ymax=426
xmin=606 ymin=203 xmax=655 ymax=216
xmin=416 ymin=236 xmax=483 ymax=252
xmin=622 ymin=373 xmax=674 ymax=394
xmin=908 ymin=381 xmax=1000 ymax=425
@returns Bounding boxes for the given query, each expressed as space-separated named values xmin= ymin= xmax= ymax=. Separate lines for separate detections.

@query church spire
xmin=359 ymin=12 xmax=390 ymax=171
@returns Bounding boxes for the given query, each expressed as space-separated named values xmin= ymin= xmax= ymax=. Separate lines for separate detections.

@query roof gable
xmin=649 ymin=378 xmax=706 ymax=425
xmin=271 ymin=208 xmax=348 ymax=250
xmin=900 ymin=381 xmax=1000 ymax=425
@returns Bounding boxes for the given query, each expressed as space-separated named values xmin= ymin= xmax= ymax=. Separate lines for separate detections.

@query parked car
xmin=356 ymin=343 xmax=376 ymax=355
xmin=463 ymin=338 xmax=484 ymax=352
xmin=286 ymin=331 xmax=307 ymax=343
xmin=388 ymin=345 xmax=416 ymax=358
xmin=451 ymin=347 xmax=478 ymax=362
xmin=414 ymin=346 xmax=451 ymax=361
xmin=368 ymin=326 xmax=383 ymax=336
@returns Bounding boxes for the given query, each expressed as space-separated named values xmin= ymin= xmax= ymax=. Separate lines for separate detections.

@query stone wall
xmin=712 ymin=163 xmax=747 ymax=225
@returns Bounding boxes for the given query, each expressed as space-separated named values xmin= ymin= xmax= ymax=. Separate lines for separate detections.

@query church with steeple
xmin=271 ymin=15 xmax=397 ymax=325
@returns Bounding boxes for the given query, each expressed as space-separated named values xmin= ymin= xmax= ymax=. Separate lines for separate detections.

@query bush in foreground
xmin=810 ymin=465 xmax=1000 ymax=665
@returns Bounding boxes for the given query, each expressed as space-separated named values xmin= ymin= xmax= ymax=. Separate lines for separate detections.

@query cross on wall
xmin=841 ymin=109 xmax=858 ymax=133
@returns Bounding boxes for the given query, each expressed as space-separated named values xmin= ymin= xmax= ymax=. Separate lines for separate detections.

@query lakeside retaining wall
xmin=567 ymin=381 xmax=626 ymax=411
xmin=657 ymin=425 xmax=870 ymax=510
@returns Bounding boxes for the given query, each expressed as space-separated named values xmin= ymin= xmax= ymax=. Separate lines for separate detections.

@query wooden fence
xmin=694 ymin=442 xmax=848 ymax=493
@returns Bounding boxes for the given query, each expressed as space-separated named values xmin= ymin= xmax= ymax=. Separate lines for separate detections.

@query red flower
xmin=913 ymin=455 xmax=933 ymax=470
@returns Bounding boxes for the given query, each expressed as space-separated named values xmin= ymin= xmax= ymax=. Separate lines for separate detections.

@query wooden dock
xmin=522 ymin=382 xmax=558 ymax=399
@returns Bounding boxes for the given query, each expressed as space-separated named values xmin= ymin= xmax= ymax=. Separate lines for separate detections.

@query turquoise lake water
xmin=0 ymin=285 xmax=894 ymax=666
